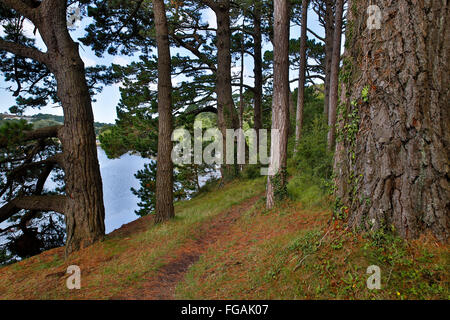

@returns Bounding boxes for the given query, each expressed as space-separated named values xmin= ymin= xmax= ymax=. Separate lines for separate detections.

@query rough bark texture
xmin=266 ymin=0 xmax=290 ymax=209
xmin=295 ymin=0 xmax=309 ymax=151
xmin=327 ymin=0 xmax=344 ymax=150
xmin=0 ymin=0 xmax=107 ymax=255
xmin=214 ymin=1 xmax=239 ymax=180
xmin=0 ymin=0 xmax=106 ymax=255
xmin=38 ymin=1 xmax=105 ymax=255
xmin=153 ymin=0 xmax=175 ymax=223
xmin=335 ymin=0 xmax=449 ymax=241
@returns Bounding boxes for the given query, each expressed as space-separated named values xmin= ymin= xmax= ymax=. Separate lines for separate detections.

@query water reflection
xmin=97 ymin=148 xmax=148 ymax=233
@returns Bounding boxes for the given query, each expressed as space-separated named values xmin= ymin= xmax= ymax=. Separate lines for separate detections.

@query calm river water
xmin=97 ymin=148 xmax=148 ymax=233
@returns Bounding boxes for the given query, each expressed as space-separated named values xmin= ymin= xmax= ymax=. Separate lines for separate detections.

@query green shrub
xmin=288 ymin=115 xmax=333 ymax=207
xmin=287 ymin=175 xmax=324 ymax=207
xmin=294 ymin=116 xmax=333 ymax=180
xmin=242 ymin=164 xmax=262 ymax=180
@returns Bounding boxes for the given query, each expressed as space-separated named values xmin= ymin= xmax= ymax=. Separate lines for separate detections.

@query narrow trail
xmin=111 ymin=195 xmax=261 ymax=300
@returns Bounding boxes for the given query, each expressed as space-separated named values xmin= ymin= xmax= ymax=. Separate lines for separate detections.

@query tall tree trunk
xmin=288 ymin=89 xmax=295 ymax=120
xmin=323 ymin=0 xmax=334 ymax=121
xmin=266 ymin=0 xmax=290 ymax=209
xmin=37 ymin=1 xmax=105 ymax=256
xmin=335 ymin=0 xmax=449 ymax=241
xmin=253 ymin=1 xmax=263 ymax=145
xmin=215 ymin=2 xmax=239 ymax=180
xmin=239 ymin=20 xmax=245 ymax=129
xmin=153 ymin=0 xmax=174 ymax=223
xmin=294 ymin=0 xmax=309 ymax=152
xmin=55 ymin=58 xmax=105 ymax=256
xmin=327 ymin=0 xmax=344 ymax=150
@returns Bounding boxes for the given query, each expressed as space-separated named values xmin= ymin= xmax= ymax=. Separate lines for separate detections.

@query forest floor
xmin=0 ymin=178 xmax=448 ymax=300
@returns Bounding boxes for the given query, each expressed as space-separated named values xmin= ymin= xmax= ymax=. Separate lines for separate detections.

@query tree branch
xmin=183 ymin=105 xmax=218 ymax=117
xmin=0 ymin=195 xmax=67 ymax=224
xmin=200 ymin=0 xmax=218 ymax=11
xmin=0 ymin=125 xmax=62 ymax=148
xmin=232 ymin=82 xmax=256 ymax=93
xmin=0 ymin=0 xmax=39 ymax=21
xmin=18 ymin=163 xmax=54 ymax=228
xmin=0 ymin=38 xmax=49 ymax=66
xmin=7 ymin=154 xmax=63 ymax=180
xmin=171 ymin=34 xmax=217 ymax=73
xmin=307 ymin=28 xmax=325 ymax=42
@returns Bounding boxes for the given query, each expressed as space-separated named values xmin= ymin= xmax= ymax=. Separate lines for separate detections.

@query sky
xmin=0 ymin=6 xmax=326 ymax=124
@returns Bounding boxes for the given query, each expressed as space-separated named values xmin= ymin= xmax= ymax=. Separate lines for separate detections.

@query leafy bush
xmin=241 ymin=164 xmax=262 ymax=180
xmin=294 ymin=116 xmax=333 ymax=179
xmin=287 ymin=176 xmax=325 ymax=207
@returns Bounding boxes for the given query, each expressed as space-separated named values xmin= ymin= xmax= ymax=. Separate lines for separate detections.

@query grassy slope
xmin=0 ymin=177 xmax=448 ymax=300
xmin=0 ymin=179 xmax=265 ymax=299
xmin=176 ymin=199 xmax=449 ymax=300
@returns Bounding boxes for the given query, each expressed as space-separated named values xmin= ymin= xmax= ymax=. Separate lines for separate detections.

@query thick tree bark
xmin=266 ymin=0 xmax=290 ymax=209
xmin=327 ymin=0 xmax=344 ymax=150
xmin=49 ymin=35 xmax=105 ymax=256
xmin=152 ymin=0 xmax=175 ymax=223
xmin=0 ymin=0 xmax=106 ymax=256
xmin=294 ymin=0 xmax=309 ymax=152
xmin=335 ymin=0 xmax=449 ymax=241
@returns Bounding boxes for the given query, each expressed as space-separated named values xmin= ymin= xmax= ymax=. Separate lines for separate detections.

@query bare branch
xmin=171 ymin=34 xmax=217 ymax=73
xmin=7 ymin=154 xmax=63 ymax=180
xmin=232 ymin=82 xmax=256 ymax=93
xmin=0 ymin=38 xmax=49 ymax=66
xmin=0 ymin=195 xmax=67 ymax=224
xmin=307 ymin=28 xmax=325 ymax=42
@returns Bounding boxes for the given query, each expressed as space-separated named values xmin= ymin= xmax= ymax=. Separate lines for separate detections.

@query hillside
xmin=0 ymin=178 xmax=447 ymax=300
xmin=0 ymin=113 xmax=111 ymax=136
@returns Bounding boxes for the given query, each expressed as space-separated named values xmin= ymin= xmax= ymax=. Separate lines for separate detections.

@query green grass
xmin=0 ymin=178 xmax=265 ymax=299
xmin=175 ymin=199 xmax=449 ymax=300
xmin=0 ymin=175 xmax=447 ymax=300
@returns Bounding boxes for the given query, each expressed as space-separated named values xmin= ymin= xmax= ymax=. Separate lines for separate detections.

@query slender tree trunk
xmin=153 ymin=0 xmax=174 ymax=223
xmin=289 ymin=89 xmax=295 ymax=120
xmin=294 ymin=0 xmax=309 ymax=152
xmin=215 ymin=2 xmax=239 ymax=180
xmin=335 ymin=0 xmax=449 ymax=241
xmin=323 ymin=0 xmax=334 ymax=121
xmin=253 ymin=1 xmax=263 ymax=146
xmin=267 ymin=0 xmax=290 ymax=209
xmin=288 ymin=88 xmax=295 ymax=136
xmin=239 ymin=20 xmax=245 ymax=129
xmin=327 ymin=0 xmax=344 ymax=150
